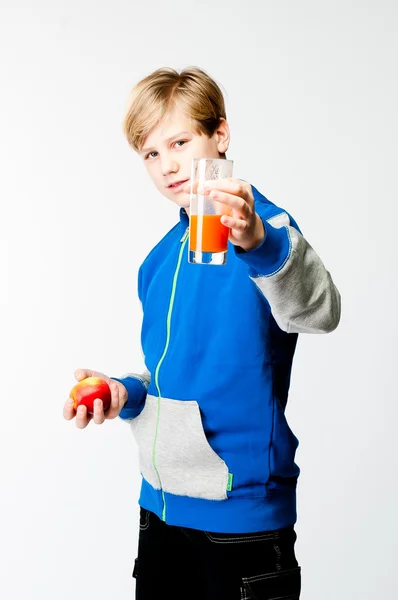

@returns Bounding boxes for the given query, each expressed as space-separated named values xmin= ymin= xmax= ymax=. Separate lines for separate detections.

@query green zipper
xmin=153 ymin=228 xmax=189 ymax=521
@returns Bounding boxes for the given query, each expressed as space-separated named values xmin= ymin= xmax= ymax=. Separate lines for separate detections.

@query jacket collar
xmin=179 ymin=208 xmax=189 ymax=227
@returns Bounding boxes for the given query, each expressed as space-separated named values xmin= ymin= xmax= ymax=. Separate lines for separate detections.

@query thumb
xmin=74 ymin=368 xmax=93 ymax=382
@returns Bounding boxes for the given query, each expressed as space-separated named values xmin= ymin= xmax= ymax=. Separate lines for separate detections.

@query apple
xmin=69 ymin=376 xmax=111 ymax=414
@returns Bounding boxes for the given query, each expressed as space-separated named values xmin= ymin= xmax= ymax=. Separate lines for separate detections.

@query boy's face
xmin=139 ymin=107 xmax=230 ymax=209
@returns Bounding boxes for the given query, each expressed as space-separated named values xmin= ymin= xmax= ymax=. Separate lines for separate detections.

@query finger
xmin=115 ymin=381 xmax=128 ymax=413
xmin=74 ymin=368 xmax=92 ymax=382
xmin=63 ymin=398 xmax=76 ymax=421
xmin=106 ymin=380 xmax=120 ymax=419
xmin=110 ymin=380 xmax=119 ymax=410
xmin=93 ymin=399 xmax=105 ymax=425
xmin=221 ymin=215 xmax=248 ymax=231
xmin=184 ymin=178 xmax=239 ymax=197
xmin=204 ymin=179 xmax=252 ymax=201
xmin=208 ymin=190 xmax=249 ymax=215
xmin=75 ymin=404 xmax=92 ymax=429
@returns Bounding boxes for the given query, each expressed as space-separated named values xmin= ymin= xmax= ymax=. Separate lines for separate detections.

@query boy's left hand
xmin=185 ymin=178 xmax=265 ymax=252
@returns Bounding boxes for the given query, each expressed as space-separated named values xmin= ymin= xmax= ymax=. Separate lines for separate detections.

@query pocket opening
xmin=243 ymin=566 xmax=301 ymax=600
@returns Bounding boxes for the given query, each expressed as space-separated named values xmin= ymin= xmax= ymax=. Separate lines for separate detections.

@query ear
xmin=216 ymin=118 xmax=230 ymax=154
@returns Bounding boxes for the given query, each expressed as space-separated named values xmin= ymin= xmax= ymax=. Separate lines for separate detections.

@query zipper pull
xmin=180 ymin=227 xmax=189 ymax=243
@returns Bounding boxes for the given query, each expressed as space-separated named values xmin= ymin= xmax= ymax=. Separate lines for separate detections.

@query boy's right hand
xmin=63 ymin=369 xmax=128 ymax=429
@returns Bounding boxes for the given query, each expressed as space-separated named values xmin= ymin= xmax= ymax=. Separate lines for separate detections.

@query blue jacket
xmin=111 ymin=185 xmax=341 ymax=533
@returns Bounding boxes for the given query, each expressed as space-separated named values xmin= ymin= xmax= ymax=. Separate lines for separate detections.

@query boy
xmin=64 ymin=67 xmax=341 ymax=599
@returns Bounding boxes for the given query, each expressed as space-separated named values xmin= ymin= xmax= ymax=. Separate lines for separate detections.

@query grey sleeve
xmin=117 ymin=369 xmax=151 ymax=389
xmin=240 ymin=212 xmax=341 ymax=334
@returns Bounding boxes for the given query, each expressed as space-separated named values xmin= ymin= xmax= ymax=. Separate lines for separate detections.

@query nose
xmin=161 ymin=155 xmax=179 ymax=177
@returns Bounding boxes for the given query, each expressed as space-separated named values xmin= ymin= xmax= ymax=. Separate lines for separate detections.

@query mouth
xmin=167 ymin=179 xmax=189 ymax=191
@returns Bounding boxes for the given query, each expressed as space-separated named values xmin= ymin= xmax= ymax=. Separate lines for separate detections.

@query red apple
xmin=69 ymin=376 xmax=111 ymax=414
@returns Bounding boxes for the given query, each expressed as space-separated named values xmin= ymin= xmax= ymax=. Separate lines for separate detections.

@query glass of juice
xmin=188 ymin=158 xmax=233 ymax=265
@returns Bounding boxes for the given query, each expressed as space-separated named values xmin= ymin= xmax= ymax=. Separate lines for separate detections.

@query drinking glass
xmin=188 ymin=158 xmax=234 ymax=265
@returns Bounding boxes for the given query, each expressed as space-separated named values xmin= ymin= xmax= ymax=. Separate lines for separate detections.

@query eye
xmin=145 ymin=151 xmax=158 ymax=160
xmin=174 ymin=140 xmax=187 ymax=148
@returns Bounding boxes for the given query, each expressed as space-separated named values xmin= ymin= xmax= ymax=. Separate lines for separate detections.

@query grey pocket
xmin=131 ymin=395 xmax=229 ymax=500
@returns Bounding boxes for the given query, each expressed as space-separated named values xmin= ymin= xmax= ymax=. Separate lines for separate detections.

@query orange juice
xmin=189 ymin=214 xmax=229 ymax=253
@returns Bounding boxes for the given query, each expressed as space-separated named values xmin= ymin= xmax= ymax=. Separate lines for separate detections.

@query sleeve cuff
xmin=110 ymin=376 xmax=147 ymax=420
xmin=234 ymin=218 xmax=292 ymax=277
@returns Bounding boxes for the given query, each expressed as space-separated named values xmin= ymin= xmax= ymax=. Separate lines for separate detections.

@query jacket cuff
xmin=110 ymin=376 xmax=147 ymax=420
xmin=234 ymin=218 xmax=292 ymax=277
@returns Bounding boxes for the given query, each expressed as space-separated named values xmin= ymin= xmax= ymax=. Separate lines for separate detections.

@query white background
xmin=1 ymin=1 xmax=397 ymax=598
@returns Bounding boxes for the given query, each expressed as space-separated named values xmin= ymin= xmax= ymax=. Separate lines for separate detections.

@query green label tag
xmin=227 ymin=473 xmax=234 ymax=492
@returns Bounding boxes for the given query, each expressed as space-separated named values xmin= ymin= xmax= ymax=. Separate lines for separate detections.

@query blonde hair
xmin=123 ymin=67 xmax=227 ymax=157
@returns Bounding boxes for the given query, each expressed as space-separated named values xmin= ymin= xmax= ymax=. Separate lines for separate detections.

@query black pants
xmin=133 ymin=508 xmax=301 ymax=599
